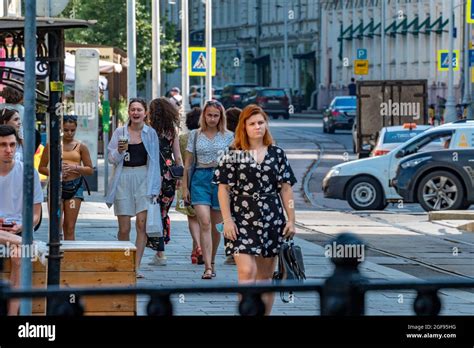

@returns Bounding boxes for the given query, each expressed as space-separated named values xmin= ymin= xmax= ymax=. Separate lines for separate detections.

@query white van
xmin=322 ymin=120 xmax=474 ymax=210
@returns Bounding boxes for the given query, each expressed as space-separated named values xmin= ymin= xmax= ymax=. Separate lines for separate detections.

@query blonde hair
xmin=198 ymin=101 xmax=227 ymax=133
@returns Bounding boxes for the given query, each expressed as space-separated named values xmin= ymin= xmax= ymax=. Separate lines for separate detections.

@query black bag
xmin=273 ymin=240 xmax=306 ymax=303
xmin=160 ymin=152 xmax=184 ymax=179
xmin=61 ymin=176 xmax=91 ymax=200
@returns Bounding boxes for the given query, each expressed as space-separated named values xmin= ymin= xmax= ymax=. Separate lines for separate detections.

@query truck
xmin=354 ymin=79 xmax=428 ymax=158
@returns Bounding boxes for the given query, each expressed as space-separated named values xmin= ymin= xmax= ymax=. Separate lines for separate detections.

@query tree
xmin=61 ymin=0 xmax=180 ymax=90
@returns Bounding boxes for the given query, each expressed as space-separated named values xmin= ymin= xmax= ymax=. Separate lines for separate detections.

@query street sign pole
xmin=445 ymin=0 xmax=457 ymax=123
xmin=205 ymin=0 xmax=213 ymax=102
xmin=20 ymin=0 xmax=37 ymax=315
xmin=152 ymin=0 xmax=161 ymax=98
xmin=381 ymin=0 xmax=386 ymax=80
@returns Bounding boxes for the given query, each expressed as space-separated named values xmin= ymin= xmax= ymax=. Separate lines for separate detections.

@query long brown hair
xmin=128 ymin=98 xmax=148 ymax=126
xmin=233 ymin=105 xmax=273 ymax=151
xmin=149 ymin=97 xmax=180 ymax=138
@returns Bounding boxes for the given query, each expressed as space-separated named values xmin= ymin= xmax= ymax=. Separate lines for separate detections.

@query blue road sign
xmin=357 ymin=49 xmax=367 ymax=60
xmin=468 ymin=0 xmax=474 ymax=23
xmin=470 ymin=50 xmax=474 ymax=67
xmin=438 ymin=50 xmax=459 ymax=71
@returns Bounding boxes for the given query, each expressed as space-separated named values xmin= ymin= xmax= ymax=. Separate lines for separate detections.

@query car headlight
xmin=400 ymin=156 xmax=432 ymax=169
xmin=326 ymin=168 xmax=341 ymax=178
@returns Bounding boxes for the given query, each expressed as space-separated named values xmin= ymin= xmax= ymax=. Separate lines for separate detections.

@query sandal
xmin=211 ymin=262 xmax=216 ymax=278
xmin=201 ymin=268 xmax=213 ymax=280
xmin=196 ymin=247 xmax=204 ymax=265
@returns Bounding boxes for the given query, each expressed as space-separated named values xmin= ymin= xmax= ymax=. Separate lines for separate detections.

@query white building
xmin=320 ymin=0 xmax=464 ymax=108
xmin=0 ymin=0 xmax=21 ymax=17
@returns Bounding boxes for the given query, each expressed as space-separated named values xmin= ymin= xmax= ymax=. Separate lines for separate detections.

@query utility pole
xmin=152 ymin=0 xmax=161 ymax=98
xmin=181 ymin=0 xmax=190 ymax=116
xmin=381 ymin=0 xmax=386 ymax=80
xmin=463 ymin=0 xmax=473 ymax=119
xmin=127 ymin=0 xmax=137 ymax=99
xmin=445 ymin=0 xmax=457 ymax=123
xmin=205 ymin=0 xmax=212 ymax=102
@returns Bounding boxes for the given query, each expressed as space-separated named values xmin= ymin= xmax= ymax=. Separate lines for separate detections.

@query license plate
xmin=268 ymin=100 xmax=280 ymax=104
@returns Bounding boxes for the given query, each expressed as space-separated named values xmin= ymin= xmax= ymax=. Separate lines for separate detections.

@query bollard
xmin=238 ymin=292 xmax=266 ymax=316
xmin=147 ymin=295 xmax=173 ymax=316
xmin=321 ymin=233 xmax=366 ymax=316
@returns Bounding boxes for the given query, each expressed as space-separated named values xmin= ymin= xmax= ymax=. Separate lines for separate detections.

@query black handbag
xmin=160 ymin=152 xmax=184 ymax=179
xmin=272 ymin=240 xmax=306 ymax=303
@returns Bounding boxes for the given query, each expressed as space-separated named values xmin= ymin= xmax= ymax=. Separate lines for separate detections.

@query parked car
xmin=189 ymin=86 xmax=222 ymax=108
xmin=323 ymin=96 xmax=357 ymax=134
xmin=221 ymin=83 xmax=258 ymax=109
xmin=371 ymin=124 xmax=432 ymax=156
xmin=322 ymin=120 xmax=474 ymax=211
xmin=242 ymin=87 xmax=290 ymax=119
xmin=392 ymin=148 xmax=474 ymax=211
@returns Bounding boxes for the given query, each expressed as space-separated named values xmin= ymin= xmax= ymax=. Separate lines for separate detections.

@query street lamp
xmin=463 ymin=0 xmax=473 ymax=119
xmin=152 ymin=0 xmax=161 ymax=98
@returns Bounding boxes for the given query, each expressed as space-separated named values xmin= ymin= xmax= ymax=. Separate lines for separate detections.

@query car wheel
xmin=417 ymin=171 xmax=464 ymax=211
xmin=460 ymin=200 xmax=471 ymax=210
xmin=327 ymin=125 xmax=335 ymax=134
xmin=323 ymin=121 xmax=327 ymax=133
xmin=346 ymin=176 xmax=386 ymax=211
xmin=272 ymin=114 xmax=279 ymax=120
xmin=283 ymin=113 xmax=290 ymax=120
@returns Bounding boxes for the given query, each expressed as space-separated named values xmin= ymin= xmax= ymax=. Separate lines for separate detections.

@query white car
xmin=322 ymin=121 xmax=474 ymax=210
xmin=371 ymin=124 xmax=432 ymax=157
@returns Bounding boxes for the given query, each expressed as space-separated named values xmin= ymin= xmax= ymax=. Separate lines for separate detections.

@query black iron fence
xmin=1 ymin=234 xmax=473 ymax=316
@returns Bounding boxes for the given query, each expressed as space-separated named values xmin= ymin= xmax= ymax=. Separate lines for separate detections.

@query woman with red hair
xmin=213 ymin=105 xmax=297 ymax=315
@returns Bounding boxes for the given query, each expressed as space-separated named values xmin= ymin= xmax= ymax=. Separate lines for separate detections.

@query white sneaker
xmin=148 ymin=254 xmax=167 ymax=266
xmin=33 ymin=240 xmax=48 ymax=266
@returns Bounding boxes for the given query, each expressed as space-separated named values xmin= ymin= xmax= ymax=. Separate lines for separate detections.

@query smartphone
xmin=2 ymin=219 xmax=14 ymax=228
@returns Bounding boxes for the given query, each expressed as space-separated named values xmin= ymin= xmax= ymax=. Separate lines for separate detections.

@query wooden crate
xmin=2 ymin=241 xmax=137 ymax=315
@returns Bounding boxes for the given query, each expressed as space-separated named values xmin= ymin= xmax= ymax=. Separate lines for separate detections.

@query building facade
xmin=162 ymin=0 xmax=320 ymax=108
xmin=320 ymin=0 xmax=464 ymax=108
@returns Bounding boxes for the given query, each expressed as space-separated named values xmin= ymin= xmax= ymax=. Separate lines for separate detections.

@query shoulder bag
xmin=187 ymin=130 xmax=199 ymax=188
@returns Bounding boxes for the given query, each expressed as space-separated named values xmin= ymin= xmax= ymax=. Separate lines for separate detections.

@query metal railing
xmin=1 ymin=233 xmax=473 ymax=316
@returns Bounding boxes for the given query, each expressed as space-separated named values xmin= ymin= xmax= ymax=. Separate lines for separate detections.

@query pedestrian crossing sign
xmin=188 ymin=47 xmax=216 ymax=77
xmin=468 ymin=0 xmax=474 ymax=23
xmin=437 ymin=50 xmax=460 ymax=71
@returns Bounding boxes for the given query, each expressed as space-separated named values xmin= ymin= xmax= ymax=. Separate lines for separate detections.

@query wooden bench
xmin=2 ymin=241 xmax=137 ymax=315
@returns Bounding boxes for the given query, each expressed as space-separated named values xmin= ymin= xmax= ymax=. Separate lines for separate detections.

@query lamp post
xmin=445 ymin=0 xmax=457 ymax=123
xmin=181 ymin=0 xmax=190 ymax=116
xmin=381 ymin=0 xmax=386 ymax=80
xmin=152 ymin=0 xmax=161 ymax=98
xmin=127 ymin=0 xmax=137 ymax=99
xmin=284 ymin=0 xmax=289 ymax=88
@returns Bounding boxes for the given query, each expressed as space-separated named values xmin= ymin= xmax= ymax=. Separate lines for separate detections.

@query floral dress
xmin=147 ymin=132 xmax=177 ymax=250
xmin=213 ymin=145 xmax=297 ymax=257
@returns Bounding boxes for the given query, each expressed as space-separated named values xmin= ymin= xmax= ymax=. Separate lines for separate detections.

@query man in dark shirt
xmin=348 ymin=78 xmax=356 ymax=96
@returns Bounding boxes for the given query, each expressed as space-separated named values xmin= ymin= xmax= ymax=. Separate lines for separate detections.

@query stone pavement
xmin=32 ymin=157 xmax=474 ymax=315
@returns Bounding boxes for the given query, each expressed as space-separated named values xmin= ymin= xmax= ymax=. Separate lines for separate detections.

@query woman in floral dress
xmin=213 ymin=104 xmax=297 ymax=315
xmin=148 ymin=97 xmax=183 ymax=265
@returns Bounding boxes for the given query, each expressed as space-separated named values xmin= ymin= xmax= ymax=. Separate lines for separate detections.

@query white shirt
xmin=0 ymin=160 xmax=44 ymax=224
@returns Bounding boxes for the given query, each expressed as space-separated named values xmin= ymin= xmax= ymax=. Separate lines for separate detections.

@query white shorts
xmin=114 ymin=166 xmax=149 ymax=216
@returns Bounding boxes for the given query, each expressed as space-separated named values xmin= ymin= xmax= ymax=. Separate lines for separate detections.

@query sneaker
xmin=33 ymin=240 xmax=48 ymax=266
xmin=224 ymin=255 xmax=236 ymax=265
xmin=148 ymin=254 xmax=167 ymax=266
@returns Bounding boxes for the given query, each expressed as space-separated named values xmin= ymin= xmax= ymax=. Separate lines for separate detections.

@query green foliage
xmin=61 ymin=0 xmax=180 ymax=89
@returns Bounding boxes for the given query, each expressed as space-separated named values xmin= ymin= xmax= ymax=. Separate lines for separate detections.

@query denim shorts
xmin=190 ymin=168 xmax=220 ymax=210
xmin=62 ymin=177 xmax=84 ymax=201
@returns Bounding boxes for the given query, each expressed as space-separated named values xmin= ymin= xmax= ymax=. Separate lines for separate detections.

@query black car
xmin=323 ymin=96 xmax=357 ymax=134
xmin=393 ymin=149 xmax=474 ymax=211
xmin=242 ymin=87 xmax=290 ymax=119
xmin=221 ymin=83 xmax=258 ymax=109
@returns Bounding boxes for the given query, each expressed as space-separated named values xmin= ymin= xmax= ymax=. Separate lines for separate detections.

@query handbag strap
xmin=192 ymin=129 xmax=199 ymax=164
